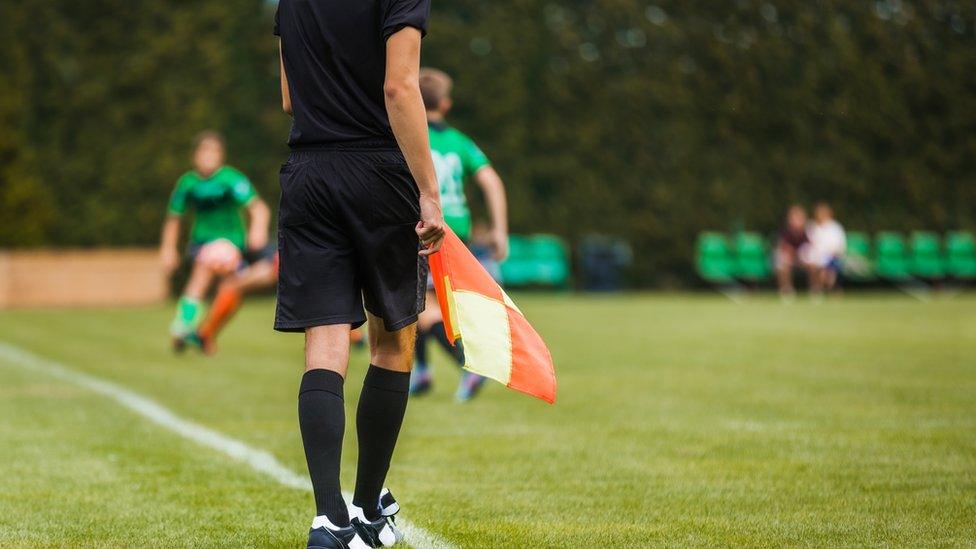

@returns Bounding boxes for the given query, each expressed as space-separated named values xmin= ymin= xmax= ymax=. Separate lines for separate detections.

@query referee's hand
xmin=417 ymin=195 xmax=446 ymax=256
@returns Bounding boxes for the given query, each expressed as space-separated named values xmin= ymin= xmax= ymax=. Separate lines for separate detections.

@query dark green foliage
xmin=424 ymin=0 xmax=976 ymax=285
xmin=0 ymin=0 xmax=288 ymax=247
xmin=2 ymin=1 xmax=974 ymax=285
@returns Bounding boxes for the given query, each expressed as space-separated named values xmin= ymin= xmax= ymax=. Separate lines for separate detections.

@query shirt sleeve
xmin=461 ymin=136 xmax=491 ymax=178
xmin=273 ymin=5 xmax=280 ymax=36
xmin=167 ymin=177 xmax=190 ymax=216
xmin=381 ymin=0 xmax=431 ymax=40
xmin=230 ymin=173 xmax=258 ymax=206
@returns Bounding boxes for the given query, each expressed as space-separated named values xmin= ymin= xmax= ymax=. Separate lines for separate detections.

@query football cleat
xmin=455 ymin=371 xmax=486 ymax=402
xmin=408 ymin=367 xmax=432 ymax=396
xmin=171 ymin=336 xmax=187 ymax=354
xmin=186 ymin=331 xmax=217 ymax=356
xmin=307 ymin=516 xmax=370 ymax=549
xmin=378 ymin=488 xmax=399 ymax=517
xmin=350 ymin=489 xmax=403 ymax=547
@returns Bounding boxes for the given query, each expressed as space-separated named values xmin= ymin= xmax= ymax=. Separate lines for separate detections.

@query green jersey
xmin=428 ymin=122 xmax=490 ymax=240
xmin=168 ymin=166 xmax=257 ymax=249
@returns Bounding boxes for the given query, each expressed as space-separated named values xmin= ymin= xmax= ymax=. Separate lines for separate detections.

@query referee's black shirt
xmin=274 ymin=0 xmax=431 ymax=149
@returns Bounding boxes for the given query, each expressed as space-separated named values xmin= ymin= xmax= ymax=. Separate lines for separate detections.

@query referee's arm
xmin=279 ymin=42 xmax=292 ymax=116
xmin=383 ymin=27 xmax=445 ymax=255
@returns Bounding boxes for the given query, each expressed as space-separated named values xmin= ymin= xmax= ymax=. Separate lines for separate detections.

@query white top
xmin=804 ymin=219 xmax=846 ymax=267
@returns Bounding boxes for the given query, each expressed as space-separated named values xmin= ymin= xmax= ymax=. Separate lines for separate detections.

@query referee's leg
xmin=299 ymin=324 xmax=353 ymax=527
xmin=352 ymin=313 xmax=415 ymax=519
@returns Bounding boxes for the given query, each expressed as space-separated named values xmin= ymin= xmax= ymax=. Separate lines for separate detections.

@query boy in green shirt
xmin=412 ymin=68 xmax=510 ymax=401
xmin=159 ymin=131 xmax=271 ymax=350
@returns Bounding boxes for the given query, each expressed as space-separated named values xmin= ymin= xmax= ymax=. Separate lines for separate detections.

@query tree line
xmin=2 ymin=0 xmax=974 ymax=285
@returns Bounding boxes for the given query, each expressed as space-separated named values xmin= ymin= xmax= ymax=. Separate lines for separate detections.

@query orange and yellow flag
xmin=429 ymin=229 xmax=557 ymax=404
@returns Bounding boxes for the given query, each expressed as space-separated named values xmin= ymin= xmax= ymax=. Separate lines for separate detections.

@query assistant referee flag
xmin=429 ymin=229 xmax=557 ymax=404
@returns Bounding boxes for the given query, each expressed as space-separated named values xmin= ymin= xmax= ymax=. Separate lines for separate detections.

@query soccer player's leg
xmin=194 ymin=279 xmax=243 ymax=355
xmin=170 ymin=256 xmax=216 ymax=352
xmin=453 ymin=240 xmax=507 ymax=402
xmin=350 ymin=326 xmax=365 ymax=349
xmin=420 ymin=295 xmax=481 ymax=402
xmin=413 ymin=287 xmax=467 ymax=396
xmin=426 ymin=297 xmax=463 ymax=365
xmin=195 ymin=254 xmax=278 ymax=355
xmin=409 ymin=291 xmax=439 ymax=395
xmin=416 ymin=288 xmax=464 ymax=360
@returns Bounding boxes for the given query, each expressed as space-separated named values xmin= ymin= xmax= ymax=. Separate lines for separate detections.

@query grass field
xmin=1 ymin=294 xmax=974 ymax=547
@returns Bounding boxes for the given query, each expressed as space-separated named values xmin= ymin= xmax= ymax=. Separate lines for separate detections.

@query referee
xmin=273 ymin=1 xmax=444 ymax=547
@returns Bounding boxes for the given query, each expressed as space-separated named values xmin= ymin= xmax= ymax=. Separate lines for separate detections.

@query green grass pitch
xmin=0 ymin=294 xmax=974 ymax=547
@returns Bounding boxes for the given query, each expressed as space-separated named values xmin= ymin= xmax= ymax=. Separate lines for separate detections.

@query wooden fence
xmin=0 ymin=249 xmax=167 ymax=308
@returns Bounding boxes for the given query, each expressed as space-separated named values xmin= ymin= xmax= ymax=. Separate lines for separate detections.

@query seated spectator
xmin=802 ymin=202 xmax=846 ymax=295
xmin=775 ymin=205 xmax=810 ymax=299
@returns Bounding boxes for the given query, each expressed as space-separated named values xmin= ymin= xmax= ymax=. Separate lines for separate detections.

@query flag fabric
xmin=428 ymin=229 xmax=557 ymax=404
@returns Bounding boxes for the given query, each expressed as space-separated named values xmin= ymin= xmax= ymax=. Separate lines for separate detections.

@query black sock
xmin=415 ymin=328 xmax=430 ymax=369
xmin=430 ymin=321 xmax=464 ymax=366
xmin=299 ymin=369 xmax=349 ymax=526
xmin=353 ymin=365 xmax=410 ymax=520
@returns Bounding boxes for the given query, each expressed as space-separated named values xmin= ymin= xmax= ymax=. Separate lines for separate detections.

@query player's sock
xmin=197 ymin=284 xmax=242 ymax=341
xmin=170 ymin=296 xmax=203 ymax=336
xmin=410 ymin=329 xmax=432 ymax=395
xmin=413 ymin=329 xmax=430 ymax=372
xmin=350 ymin=328 xmax=365 ymax=348
xmin=353 ymin=365 xmax=409 ymax=521
xmin=430 ymin=321 xmax=464 ymax=365
xmin=299 ymin=369 xmax=350 ymax=527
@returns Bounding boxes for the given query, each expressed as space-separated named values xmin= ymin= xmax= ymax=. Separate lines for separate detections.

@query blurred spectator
xmin=579 ymin=234 xmax=632 ymax=292
xmin=803 ymin=202 xmax=847 ymax=295
xmin=775 ymin=205 xmax=811 ymax=299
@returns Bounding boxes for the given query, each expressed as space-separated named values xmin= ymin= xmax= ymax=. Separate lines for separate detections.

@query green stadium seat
xmin=500 ymin=234 xmax=571 ymax=288
xmin=945 ymin=231 xmax=976 ymax=280
xmin=695 ymin=232 xmax=735 ymax=283
xmin=733 ymin=232 xmax=771 ymax=281
xmin=529 ymin=235 xmax=571 ymax=287
xmin=842 ymin=231 xmax=875 ymax=281
xmin=909 ymin=231 xmax=946 ymax=279
xmin=501 ymin=235 xmax=534 ymax=286
xmin=874 ymin=232 xmax=911 ymax=281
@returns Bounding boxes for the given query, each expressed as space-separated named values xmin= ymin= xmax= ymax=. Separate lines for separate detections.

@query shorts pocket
xmin=278 ymin=159 xmax=312 ymax=227
xmin=368 ymin=162 xmax=421 ymax=226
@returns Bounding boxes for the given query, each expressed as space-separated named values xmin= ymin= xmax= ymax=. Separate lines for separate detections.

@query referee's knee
xmin=369 ymin=324 xmax=416 ymax=372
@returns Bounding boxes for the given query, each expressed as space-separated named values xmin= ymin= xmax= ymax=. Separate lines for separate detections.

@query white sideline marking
xmin=0 ymin=342 xmax=455 ymax=549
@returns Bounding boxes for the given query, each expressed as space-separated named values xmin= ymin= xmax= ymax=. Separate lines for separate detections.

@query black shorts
xmin=274 ymin=148 xmax=427 ymax=332
xmin=243 ymin=243 xmax=278 ymax=266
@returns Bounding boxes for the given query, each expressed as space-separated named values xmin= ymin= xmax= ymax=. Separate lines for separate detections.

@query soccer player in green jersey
xmin=159 ymin=131 xmax=271 ymax=351
xmin=411 ymin=68 xmax=510 ymax=401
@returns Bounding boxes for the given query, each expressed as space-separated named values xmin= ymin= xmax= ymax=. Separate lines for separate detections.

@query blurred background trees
xmin=2 ymin=0 xmax=974 ymax=286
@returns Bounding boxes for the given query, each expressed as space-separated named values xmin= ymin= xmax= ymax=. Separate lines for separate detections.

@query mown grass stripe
xmin=0 ymin=341 xmax=455 ymax=549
